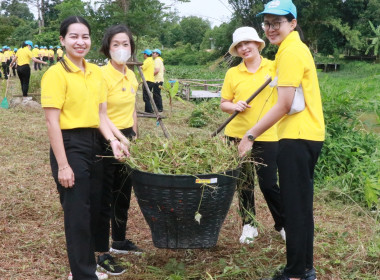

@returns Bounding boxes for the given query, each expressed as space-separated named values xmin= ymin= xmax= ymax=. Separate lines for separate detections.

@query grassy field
xmin=0 ymin=62 xmax=379 ymax=280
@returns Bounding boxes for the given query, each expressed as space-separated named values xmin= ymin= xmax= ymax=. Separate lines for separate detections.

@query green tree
xmin=365 ymin=21 xmax=380 ymax=60
xmin=179 ymin=16 xmax=211 ymax=49
xmin=0 ymin=0 xmax=33 ymax=20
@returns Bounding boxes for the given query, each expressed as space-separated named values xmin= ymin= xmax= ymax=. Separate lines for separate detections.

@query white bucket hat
xmin=228 ymin=27 xmax=265 ymax=56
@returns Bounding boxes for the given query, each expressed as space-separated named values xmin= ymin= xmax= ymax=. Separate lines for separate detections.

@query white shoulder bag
xmin=287 ymin=84 xmax=305 ymax=115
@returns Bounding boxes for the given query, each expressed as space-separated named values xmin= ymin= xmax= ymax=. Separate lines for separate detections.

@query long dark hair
xmin=59 ymin=16 xmax=91 ymax=72
xmin=100 ymin=24 xmax=135 ymax=59
xmin=284 ymin=13 xmax=305 ymax=42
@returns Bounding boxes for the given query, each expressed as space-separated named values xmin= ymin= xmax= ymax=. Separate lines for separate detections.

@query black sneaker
xmin=261 ymin=267 xmax=317 ymax=280
xmin=97 ymin=253 xmax=126 ymax=276
xmin=110 ymin=239 xmax=143 ymax=255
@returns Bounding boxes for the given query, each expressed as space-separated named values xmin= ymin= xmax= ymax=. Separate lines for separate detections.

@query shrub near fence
xmin=314 ymin=62 xmax=380 ymax=208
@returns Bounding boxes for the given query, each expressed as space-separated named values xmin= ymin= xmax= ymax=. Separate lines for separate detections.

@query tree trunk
xmin=118 ymin=0 xmax=130 ymax=14
xmin=38 ymin=0 xmax=44 ymax=34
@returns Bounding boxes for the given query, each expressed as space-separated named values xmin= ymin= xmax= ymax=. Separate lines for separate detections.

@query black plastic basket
xmin=132 ymin=169 xmax=239 ymax=249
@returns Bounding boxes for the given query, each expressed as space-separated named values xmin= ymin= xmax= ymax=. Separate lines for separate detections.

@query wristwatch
xmin=247 ymin=134 xmax=256 ymax=142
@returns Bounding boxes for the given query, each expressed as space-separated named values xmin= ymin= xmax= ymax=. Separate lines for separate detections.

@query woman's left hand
xmin=238 ymin=135 xmax=253 ymax=157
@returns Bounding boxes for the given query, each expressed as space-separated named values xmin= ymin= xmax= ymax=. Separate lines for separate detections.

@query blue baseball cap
xmin=34 ymin=44 xmax=39 ymax=48
xmin=257 ymin=0 xmax=297 ymax=19
xmin=49 ymin=46 xmax=53 ymax=49
xmin=141 ymin=49 xmax=152 ymax=56
xmin=152 ymin=49 xmax=161 ymax=55
xmin=25 ymin=40 xmax=33 ymax=48
xmin=57 ymin=46 xmax=61 ymax=49
xmin=14 ymin=48 xmax=18 ymax=51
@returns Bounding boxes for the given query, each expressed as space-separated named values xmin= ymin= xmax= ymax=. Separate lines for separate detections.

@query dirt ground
xmin=0 ymin=75 xmax=378 ymax=280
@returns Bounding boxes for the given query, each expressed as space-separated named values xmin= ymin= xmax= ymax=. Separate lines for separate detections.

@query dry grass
xmin=0 ymin=74 xmax=379 ymax=280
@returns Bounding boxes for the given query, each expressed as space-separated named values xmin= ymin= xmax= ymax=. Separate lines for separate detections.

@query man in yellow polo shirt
xmin=152 ymin=48 xmax=164 ymax=112
xmin=32 ymin=44 xmax=41 ymax=71
xmin=56 ymin=46 xmax=63 ymax=62
xmin=2 ymin=46 xmax=10 ymax=79
xmin=0 ymin=48 xmax=3 ymax=79
xmin=141 ymin=49 xmax=155 ymax=113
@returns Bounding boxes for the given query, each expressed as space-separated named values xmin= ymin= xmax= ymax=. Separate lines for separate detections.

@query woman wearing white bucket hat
xmin=221 ymin=26 xmax=285 ymax=245
xmin=239 ymin=1 xmax=325 ymax=279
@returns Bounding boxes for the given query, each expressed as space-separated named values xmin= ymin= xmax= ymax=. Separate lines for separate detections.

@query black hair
xmin=22 ymin=42 xmax=27 ymax=48
xmin=100 ymin=24 xmax=135 ymax=59
xmin=59 ymin=16 xmax=91 ymax=72
xmin=284 ymin=13 xmax=305 ymax=42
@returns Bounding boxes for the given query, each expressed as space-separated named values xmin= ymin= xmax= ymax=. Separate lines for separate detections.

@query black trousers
xmin=50 ymin=128 xmax=104 ymax=280
xmin=238 ymin=140 xmax=284 ymax=230
xmin=11 ymin=64 xmax=17 ymax=76
xmin=277 ymin=139 xmax=323 ymax=278
xmin=34 ymin=61 xmax=42 ymax=71
xmin=142 ymin=81 xmax=155 ymax=113
xmin=16 ymin=64 xmax=31 ymax=97
xmin=2 ymin=62 xmax=8 ymax=79
xmin=153 ymin=81 xmax=163 ymax=111
xmin=227 ymin=137 xmax=284 ymax=231
xmin=98 ymin=127 xmax=136 ymax=247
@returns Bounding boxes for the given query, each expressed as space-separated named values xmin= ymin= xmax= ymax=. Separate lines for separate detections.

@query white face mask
xmin=110 ymin=48 xmax=131 ymax=65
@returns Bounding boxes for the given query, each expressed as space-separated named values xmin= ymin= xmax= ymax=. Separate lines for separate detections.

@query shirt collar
xmin=277 ymin=31 xmax=300 ymax=54
xmin=63 ymin=55 xmax=91 ymax=74
xmin=104 ymin=61 xmax=130 ymax=87
xmin=237 ymin=56 xmax=268 ymax=73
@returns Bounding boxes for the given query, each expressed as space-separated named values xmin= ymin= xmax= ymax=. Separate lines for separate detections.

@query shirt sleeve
xmin=276 ymin=48 xmax=304 ymax=88
xmin=41 ymin=68 xmax=66 ymax=109
xmin=221 ymin=69 xmax=234 ymax=100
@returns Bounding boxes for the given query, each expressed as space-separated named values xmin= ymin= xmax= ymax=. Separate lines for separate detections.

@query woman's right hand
xmin=234 ymin=100 xmax=251 ymax=112
xmin=58 ymin=165 xmax=75 ymax=188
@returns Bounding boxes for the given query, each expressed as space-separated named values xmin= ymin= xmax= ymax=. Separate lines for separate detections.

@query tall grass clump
xmin=124 ymin=134 xmax=240 ymax=175
xmin=315 ymin=62 xmax=380 ymax=208
xmin=29 ymin=68 xmax=47 ymax=94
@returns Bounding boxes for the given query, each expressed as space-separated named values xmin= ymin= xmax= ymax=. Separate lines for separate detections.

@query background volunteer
xmin=10 ymin=40 xmax=47 ymax=99
xmin=141 ymin=48 xmax=155 ymax=113
xmin=152 ymin=48 xmax=164 ymax=112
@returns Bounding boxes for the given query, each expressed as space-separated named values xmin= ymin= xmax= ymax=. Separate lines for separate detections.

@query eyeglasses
xmin=261 ymin=20 xmax=288 ymax=31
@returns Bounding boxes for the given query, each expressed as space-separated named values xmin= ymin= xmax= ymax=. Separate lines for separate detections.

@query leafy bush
xmin=315 ymin=63 xmax=380 ymax=208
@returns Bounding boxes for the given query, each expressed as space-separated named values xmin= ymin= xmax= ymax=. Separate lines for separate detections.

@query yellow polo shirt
xmin=57 ymin=49 xmax=63 ymax=58
xmin=0 ymin=53 xmax=4 ymax=63
xmin=48 ymin=49 xmax=54 ymax=57
xmin=102 ymin=62 xmax=138 ymax=129
xmin=39 ymin=49 xmax=45 ymax=57
xmin=32 ymin=48 xmax=40 ymax=58
xmin=41 ymin=55 xmax=106 ymax=129
xmin=4 ymin=50 xmax=11 ymax=60
xmin=142 ymin=56 xmax=155 ymax=82
xmin=154 ymin=57 xmax=164 ymax=82
xmin=16 ymin=46 xmax=33 ymax=66
xmin=275 ymin=31 xmax=325 ymax=141
xmin=221 ymin=58 xmax=278 ymax=141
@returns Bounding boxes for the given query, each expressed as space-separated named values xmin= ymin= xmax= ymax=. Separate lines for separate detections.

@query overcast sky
xmin=29 ymin=0 xmax=233 ymax=27
xmin=161 ymin=0 xmax=233 ymax=27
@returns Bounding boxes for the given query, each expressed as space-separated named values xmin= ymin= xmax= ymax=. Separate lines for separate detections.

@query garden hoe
xmin=211 ymin=77 xmax=273 ymax=137
xmin=126 ymin=61 xmax=170 ymax=139
xmin=0 ymin=78 xmax=10 ymax=109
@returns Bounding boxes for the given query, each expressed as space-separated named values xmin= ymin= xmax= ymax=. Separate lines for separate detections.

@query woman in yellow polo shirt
xmin=239 ymin=1 xmax=325 ymax=280
xmin=99 ymin=24 xmax=142 ymax=258
xmin=221 ymin=26 xmax=284 ymax=244
xmin=41 ymin=16 xmax=129 ymax=280
xmin=10 ymin=41 xmax=46 ymax=99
